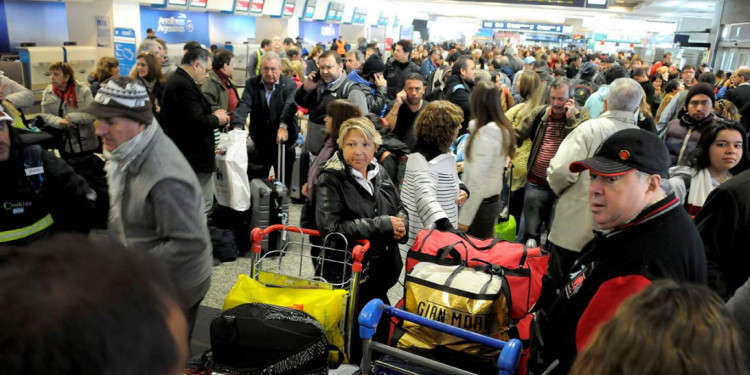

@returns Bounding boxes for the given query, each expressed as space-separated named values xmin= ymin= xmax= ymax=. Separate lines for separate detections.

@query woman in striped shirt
xmin=400 ymin=101 xmax=470 ymax=252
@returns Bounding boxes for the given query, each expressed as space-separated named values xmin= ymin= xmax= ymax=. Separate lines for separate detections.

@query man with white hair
xmin=545 ymin=78 xmax=644 ymax=288
xmin=84 ymin=76 xmax=212 ymax=337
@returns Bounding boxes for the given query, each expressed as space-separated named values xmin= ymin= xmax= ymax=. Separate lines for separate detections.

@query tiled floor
xmin=192 ymin=203 xmax=405 ymax=357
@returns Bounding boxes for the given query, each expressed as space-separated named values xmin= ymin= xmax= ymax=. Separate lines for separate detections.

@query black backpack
xmin=202 ymin=303 xmax=338 ymax=375
xmin=573 ymin=81 xmax=595 ymax=107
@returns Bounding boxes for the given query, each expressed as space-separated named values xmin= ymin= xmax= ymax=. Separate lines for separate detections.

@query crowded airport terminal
xmin=0 ymin=0 xmax=749 ymax=373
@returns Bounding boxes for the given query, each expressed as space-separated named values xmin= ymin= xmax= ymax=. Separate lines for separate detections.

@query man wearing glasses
xmin=161 ymin=47 xmax=230 ymax=215
xmin=233 ymin=52 xmax=298 ymax=182
xmin=295 ymin=50 xmax=368 ymax=155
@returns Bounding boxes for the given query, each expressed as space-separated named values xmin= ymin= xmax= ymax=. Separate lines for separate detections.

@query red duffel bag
xmin=406 ymin=229 xmax=549 ymax=320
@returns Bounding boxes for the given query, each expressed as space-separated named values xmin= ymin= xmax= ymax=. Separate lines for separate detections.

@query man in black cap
xmin=534 ymin=129 xmax=707 ymax=375
xmin=663 ymin=82 xmax=717 ymax=165
xmin=346 ymin=54 xmax=389 ymax=116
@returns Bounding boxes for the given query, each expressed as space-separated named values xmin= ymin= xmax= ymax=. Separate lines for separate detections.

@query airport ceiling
xmin=396 ymin=0 xmax=720 ymax=25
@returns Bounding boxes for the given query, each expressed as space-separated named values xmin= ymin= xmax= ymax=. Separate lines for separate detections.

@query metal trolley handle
xmin=358 ymin=299 xmax=523 ymax=375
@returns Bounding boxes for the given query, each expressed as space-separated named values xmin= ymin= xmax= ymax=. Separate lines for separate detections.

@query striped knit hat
xmin=81 ymin=76 xmax=153 ymax=125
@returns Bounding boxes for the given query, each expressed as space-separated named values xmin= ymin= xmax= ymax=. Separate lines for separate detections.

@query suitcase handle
xmin=277 ymin=143 xmax=286 ymax=186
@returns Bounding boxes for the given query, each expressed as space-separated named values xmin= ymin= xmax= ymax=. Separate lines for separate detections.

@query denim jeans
xmin=521 ymin=182 xmax=557 ymax=243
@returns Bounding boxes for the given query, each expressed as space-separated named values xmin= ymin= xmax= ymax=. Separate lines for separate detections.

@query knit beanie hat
xmin=685 ymin=82 xmax=716 ymax=106
xmin=579 ymin=61 xmax=597 ymax=77
xmin=362 ymin=55 xmax=386 ymax=76
xmin=81 ymin=76 xmax=153 ymax=125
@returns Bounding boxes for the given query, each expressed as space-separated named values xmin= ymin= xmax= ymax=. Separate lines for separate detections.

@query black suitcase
xmin=289 ymin=144 xmax=309 ymax=202
xmin=249 ymin=144 xmax=290 ymax=254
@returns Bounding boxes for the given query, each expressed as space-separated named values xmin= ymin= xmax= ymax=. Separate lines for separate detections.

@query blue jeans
xmin=521 ymin=182 xmax=557 ymax=243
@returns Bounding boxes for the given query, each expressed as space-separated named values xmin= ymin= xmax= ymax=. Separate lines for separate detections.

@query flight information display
xmin=458 ymin=0 xmax=605 ymax=8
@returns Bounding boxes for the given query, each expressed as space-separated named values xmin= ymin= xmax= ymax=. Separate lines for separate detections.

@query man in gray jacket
xmin=545 ymin=78 xmax=643 ymax=288
xmin=83 ymin=76 xmax=212 ymax=337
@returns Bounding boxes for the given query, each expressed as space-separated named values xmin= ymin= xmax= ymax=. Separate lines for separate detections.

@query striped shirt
xmin=530 ymin=112 xmax=567 ymax=184
xmin=400 ymin=152 xmax=461 ymax=253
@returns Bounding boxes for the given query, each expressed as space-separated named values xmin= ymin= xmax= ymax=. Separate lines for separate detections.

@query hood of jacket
xmin=444 ymin=74 xmax=473 ymax=92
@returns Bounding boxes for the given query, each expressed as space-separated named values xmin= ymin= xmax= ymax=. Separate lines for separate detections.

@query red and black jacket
xmin=539 ymin=193 xmax=708 ymax=374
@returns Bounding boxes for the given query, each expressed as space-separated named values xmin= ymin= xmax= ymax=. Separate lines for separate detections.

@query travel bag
xmin=202 ymin=303 xmax=333 ymax=375
xmin=250 ymin=144 xmax=290 ymax=254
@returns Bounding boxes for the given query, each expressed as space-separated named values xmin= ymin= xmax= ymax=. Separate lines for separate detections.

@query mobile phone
xmin=312 ymin=69 xmax=321 ymax=82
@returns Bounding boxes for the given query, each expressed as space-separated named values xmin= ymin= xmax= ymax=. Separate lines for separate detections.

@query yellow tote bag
xmin=223 ymin=274 xmax=347 ymax=355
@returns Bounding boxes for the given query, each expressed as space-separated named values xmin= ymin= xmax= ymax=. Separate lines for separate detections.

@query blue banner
xmin=140 ymin=7 xmax=209 ymax=46
xmin=113 ymin=28 xmax=137 ymax=75
xmin=299 ymin=21 xmax=339 ymax=45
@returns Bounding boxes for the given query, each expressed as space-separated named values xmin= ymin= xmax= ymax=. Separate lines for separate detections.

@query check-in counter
xmin=63 ymin=46 xmax=96 ymax=84
xmin=18 ymin=46 xmax=65 ymax=91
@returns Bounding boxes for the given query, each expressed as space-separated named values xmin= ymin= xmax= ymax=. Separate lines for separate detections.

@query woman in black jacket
xmin=315 ymin=116 xmax=408 ymax=362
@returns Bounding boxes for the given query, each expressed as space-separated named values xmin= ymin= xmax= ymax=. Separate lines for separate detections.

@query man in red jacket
xmin=534 ymin=129 xmax=707 ymax=375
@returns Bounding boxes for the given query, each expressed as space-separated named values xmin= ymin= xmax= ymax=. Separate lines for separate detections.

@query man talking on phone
xmin=295 ymin=50 xmax=368 ymax=155
xmin=515 ymin=77 xmax=591 ymax=246
xmin=233 ymin=52 xmax=298 ymax=182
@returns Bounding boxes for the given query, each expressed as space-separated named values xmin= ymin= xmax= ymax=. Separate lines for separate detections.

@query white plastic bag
xmin=214 ymin=129 xmax=251 ymax=210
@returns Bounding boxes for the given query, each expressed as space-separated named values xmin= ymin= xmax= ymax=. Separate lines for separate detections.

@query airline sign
xmin=482 ymin=21 xmax=569 ymax=33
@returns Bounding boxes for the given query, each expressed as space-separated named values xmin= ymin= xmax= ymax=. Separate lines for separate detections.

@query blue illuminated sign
xmin=140 ymin=7 xmax=209 ymax=46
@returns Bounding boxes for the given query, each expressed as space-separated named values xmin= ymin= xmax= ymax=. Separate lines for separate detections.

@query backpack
xmin=573 ymin=81 xmax=595 ymax=107
xmin=202 ymin=303 xmax=339 ymax=375
xmin=425 ymin=68 xmax=450 ymax=101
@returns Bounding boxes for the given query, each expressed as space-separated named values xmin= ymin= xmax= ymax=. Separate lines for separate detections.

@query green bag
xmin=493 ymin=215 xmax=516 ymax=242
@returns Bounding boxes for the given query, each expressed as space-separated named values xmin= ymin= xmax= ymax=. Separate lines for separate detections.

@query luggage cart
xmin=249 ymin=224 xmax=370 ymax=362
xmin=358 ymin=299 xmax=523 ymax=375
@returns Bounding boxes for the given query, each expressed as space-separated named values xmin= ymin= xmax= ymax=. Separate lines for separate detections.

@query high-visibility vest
xmin=255 ymin=49 xmax=262 ymax=76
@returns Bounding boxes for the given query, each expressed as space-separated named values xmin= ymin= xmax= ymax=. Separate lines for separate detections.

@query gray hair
xmin=260 ymin=51 xmax=281 ymax=66
xmin=137 ymin=39 xmax=160 ymax=55
xmin=606 ymin=78 xmax=644 ymax=112
xmin=550 ymin=77 xmax=574 ymax=98
xmin=635 ymin=170 xmax=671 ymax=194
xmin=346 ymin=50 xmax=364 ymax=64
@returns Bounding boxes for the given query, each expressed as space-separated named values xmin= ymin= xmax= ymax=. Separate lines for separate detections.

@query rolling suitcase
xmin=250 ymin=144 xmax=290 ymax=254
xmin=289 ymin=144 xmax=309 ymax=202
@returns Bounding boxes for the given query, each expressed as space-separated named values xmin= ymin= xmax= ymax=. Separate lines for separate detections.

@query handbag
xmin=214 ymin=129 xmax=251 ymax=211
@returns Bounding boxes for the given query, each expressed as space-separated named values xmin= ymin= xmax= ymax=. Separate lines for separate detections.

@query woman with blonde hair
xmin=315 ymin=116 xmax=407 ymax=362
xmin=636 ymin=88 xmax=657 ymax=133
xmin=571 ymin=280 xmax=748 ymax=375
xmin=458 ymin=81 xmax=516 ymax=237
xmin=504 ymin=70 xmax=545 ymax=227
xmin=714 ymin=98 xmax=742 ymax=121
xmin=281 ymin=58 xmax=306 ymax=87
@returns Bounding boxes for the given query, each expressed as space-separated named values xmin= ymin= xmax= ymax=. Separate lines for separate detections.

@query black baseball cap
xmin=569 ymin=129 xmax=671 ymax=178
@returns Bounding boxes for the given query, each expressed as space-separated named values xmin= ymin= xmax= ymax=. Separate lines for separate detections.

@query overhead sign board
xmin=482 ymin=20 xmax=567 ymax=33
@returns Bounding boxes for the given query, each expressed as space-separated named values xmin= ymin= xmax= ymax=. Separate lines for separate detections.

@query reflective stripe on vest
xmin=255 ymin=49 xmax=262 ymax=76
xmin=0 ymin=214 xmax=54 ymax=243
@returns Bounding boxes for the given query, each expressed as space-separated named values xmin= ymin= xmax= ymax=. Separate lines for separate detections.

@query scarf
xmin=52 ymin=82 xmax=78 ymax=108
xmin=103 ymin=122 xmax=158 ymax=244
xmin=679 ymin=111 xmax=714 ymax=129
xmin=215 ymin=68 xmax=231 ymax=88
xmin=686 ymin=168 xmax=727 ymax=217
